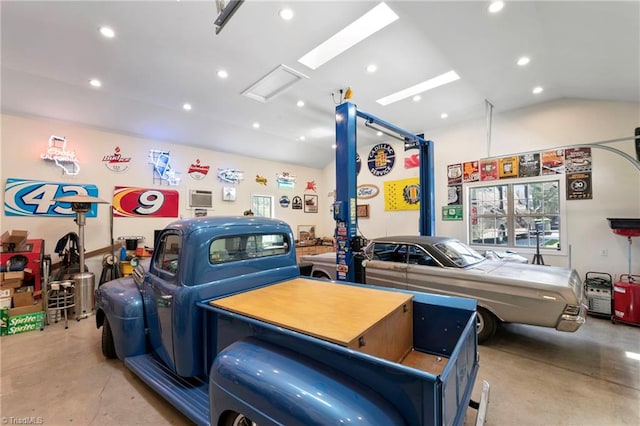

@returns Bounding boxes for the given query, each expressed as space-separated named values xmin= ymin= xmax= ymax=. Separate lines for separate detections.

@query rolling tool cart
xmin=585 ymin=272 xmax=613 ymax=317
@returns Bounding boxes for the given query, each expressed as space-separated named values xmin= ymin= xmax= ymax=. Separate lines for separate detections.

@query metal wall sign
xmin=4 ymin=178 xmax=99 ymax=217
xmin=367 ymin=143 xmax=395 ymax=176
xmin=112 ymin=186 xmax=179 ymax=217
xmin=442 ymin=205 xmax=463 ymax=221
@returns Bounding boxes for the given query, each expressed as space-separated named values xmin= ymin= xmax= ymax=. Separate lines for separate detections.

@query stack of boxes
xmin=0 ymin=230 xmax=44 ymax=336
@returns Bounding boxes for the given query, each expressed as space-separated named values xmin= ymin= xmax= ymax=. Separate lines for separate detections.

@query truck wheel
xmin=102 ymin=318 xmax=117 ymax=359
xmin=222 ymin=411 xmax=256 ymax=426
xmin=476 ymin=307 xmax=497 ymax=344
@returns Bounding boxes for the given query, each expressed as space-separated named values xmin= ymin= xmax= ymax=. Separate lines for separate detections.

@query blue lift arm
xmin=334 ymin=102 xmax=435 ymax=282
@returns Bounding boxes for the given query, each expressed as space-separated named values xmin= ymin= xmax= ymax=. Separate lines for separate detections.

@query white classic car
xmin=301 ymin=235 xmax=587 ymax=343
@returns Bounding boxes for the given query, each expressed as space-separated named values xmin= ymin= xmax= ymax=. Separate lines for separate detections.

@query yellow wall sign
xmin=384 ymin=177 xmax=420 ymax=211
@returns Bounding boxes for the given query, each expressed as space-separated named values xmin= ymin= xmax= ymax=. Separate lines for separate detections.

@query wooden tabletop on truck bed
xmin=210 ymin=278 xmax=413 ymax=360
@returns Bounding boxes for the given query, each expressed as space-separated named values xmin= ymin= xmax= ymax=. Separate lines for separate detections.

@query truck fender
xmin=94 ymin=277 xmax=147 ymax=360
xmin=210 ymin=337 xmax=405 ymax=426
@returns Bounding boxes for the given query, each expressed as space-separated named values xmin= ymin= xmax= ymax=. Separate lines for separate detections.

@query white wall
xmin=1 ymin=114 xmax=328 ymax=277
xmin=321 ymin=99 xmax=640 ymax=280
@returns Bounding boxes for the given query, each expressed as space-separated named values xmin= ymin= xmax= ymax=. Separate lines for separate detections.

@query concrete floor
xmin=1 ymin=314 xmax=639 ymax=425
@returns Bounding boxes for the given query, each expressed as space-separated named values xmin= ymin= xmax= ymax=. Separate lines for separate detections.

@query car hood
xmin=468 ymin=260 xmax=575 ymax=287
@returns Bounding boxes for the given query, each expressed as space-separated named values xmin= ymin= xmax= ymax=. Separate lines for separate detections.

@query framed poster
xmin=357 ymin=204 xmax=370 ymax=218
xmin=303 ymin=194 xmax=318 ymax=213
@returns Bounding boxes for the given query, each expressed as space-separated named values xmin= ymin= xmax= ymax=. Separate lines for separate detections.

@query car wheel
xmin=476 ymin=307 xmax=497 ymax=344
xmin=312 ymin=271 xmax=331 ymax=280
xmin=223 ymin=411 xmax=256 ymax=426
xmin=101 ymin=317 xmax=117 ymax=359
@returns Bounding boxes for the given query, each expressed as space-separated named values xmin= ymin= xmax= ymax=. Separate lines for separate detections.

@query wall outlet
xmin=600 ymin=249 xmax=608 ymax=257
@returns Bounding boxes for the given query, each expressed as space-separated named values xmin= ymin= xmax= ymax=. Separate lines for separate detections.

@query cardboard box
xmin=9 ymin=298 xmax=42 ymax=317
xmin=12 ymin=291 xmax=33 ymax=307
xmin=7 ymin=311 xmax=44 ymax=335
xmin=0 ymin=298 xmax=11 ymax=309
xmin=1 ymin=271 xmax=24 ymax=290
xmin=0 ymin=230 xmax=29 ymax=252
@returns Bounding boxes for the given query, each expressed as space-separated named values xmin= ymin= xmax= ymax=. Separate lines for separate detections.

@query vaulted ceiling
xmin=2 ymin=1 xmax=638 ymax=168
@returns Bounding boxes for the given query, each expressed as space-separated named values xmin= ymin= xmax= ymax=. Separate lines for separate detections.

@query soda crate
xmin=7 ymin=311 xmax=45 ymax=335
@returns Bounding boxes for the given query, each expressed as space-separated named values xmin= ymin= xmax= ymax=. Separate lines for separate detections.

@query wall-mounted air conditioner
xmin=189 ymin=189 xmax=213 ymax=208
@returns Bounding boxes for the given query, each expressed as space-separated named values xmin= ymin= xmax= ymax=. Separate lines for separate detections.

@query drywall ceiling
xmin=2 ymin=1 xmax=639 ymax=169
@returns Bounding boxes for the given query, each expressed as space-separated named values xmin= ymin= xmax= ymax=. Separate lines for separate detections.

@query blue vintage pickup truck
xmin=95 ymin=216 xmax=489 ymax=425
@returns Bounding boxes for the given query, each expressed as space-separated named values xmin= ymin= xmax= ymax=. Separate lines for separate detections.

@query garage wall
xmin=0 ymin=113 xmax=327 ymax=276
xmin=321 ymin=99 xmax=640 ymax=279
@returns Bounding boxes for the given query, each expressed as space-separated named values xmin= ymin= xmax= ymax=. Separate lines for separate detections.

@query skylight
xmin=376 ymin=70 xmax=460 ymax=106
xmin=298 ymin=2 xmax=398 ymax=70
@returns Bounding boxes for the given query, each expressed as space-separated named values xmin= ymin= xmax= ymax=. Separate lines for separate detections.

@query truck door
xmin=146 ymin=232 xmax=181 ymax=370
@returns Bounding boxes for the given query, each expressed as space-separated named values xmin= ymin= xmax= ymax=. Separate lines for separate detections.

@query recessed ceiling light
xmin=279 ymin=8 xmax=294 ymax=20
xmin=488 ymin=1 xmax=505 ymax=14
xmin=533 ymin=86 xmax=544 ymax=94
xmin=298 ymin=2 xmax=399 ymax=70
xmin=441 ymin=113 xmax=448 ymax=119
xmin=89 ymin=78 xmax=102 ymax=88
xmin=217 ymin=70 xmax=228 ymax=79
xmin=297 ymin=100 xmax=305 ymax=107
xmin=183 ymin=103 xmax=192 ymax=111
xmin=331 ymin=144 xmax=337 ymax=149
xmin=99 ymin=26 xmax=115 ymax=38
xmin=376 ymin=131 xmax=383 ymax=136
xmin=376 ymin=70 xmax=460 ymax=106
xmin=517 ymin=56 xmax=530 ymax=66
xmin=366 ymin=64 xmax=378 ymax=73
xmin=412 ymin=95 xmax=421 ymax=102
xmin=252 ymin=122 xmax=260 ymax=129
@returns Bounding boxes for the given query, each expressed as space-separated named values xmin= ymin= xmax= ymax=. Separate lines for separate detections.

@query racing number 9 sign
xmin=4 ymin=178 xmax=99 ymax=217
xmin=112 ymin=186 xmax=179 ymax=218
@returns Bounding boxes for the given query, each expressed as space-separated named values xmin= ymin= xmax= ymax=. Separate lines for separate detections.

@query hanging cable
xmin=485 ymin=99 xmax=494 ymax=157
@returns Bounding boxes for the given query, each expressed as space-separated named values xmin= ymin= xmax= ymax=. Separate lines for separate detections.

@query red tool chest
xmin=1 ymin=239 xmax=44 ymax=293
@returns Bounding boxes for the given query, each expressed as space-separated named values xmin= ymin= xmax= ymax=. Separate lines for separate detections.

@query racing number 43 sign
xmin=4 ymin=178 xmax=99 ymax=217
xmin=112 ymin=186 xmax=179 ymax=218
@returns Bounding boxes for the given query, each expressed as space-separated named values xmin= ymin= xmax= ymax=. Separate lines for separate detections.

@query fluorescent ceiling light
xmin=376 ymin=70 xmax=460 ymax=106
xmin=242 ymin=64 xmax=308 ymax=103
xmin=298 ymin=2 xmax=398 ymax=70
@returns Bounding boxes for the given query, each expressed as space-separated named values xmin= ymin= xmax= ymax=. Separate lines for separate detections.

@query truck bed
xmin=201 ymin=277 xmax=480 ymax=425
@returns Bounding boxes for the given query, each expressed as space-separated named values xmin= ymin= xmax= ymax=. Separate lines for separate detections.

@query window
xmin=155 ymin=234 xmax=181 ymax=274
xmin=209 ymin=233 xmax=289 ymax=264
xmin=469 ymin=179 xmax=561 ymax=249
xmin=251 ymin=195 xmax=273 ymax=218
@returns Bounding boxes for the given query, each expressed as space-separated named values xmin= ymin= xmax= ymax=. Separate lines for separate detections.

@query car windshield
xmin=433 ymin=240 xmax=485 ymax=267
